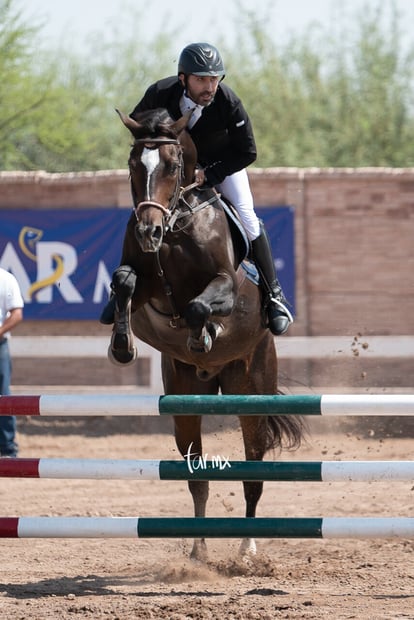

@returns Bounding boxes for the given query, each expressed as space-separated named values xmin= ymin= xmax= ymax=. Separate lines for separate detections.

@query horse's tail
xmin=265 ymin=413 xmax=307 ymax=452
xmin=263 ymin=389 xmax=307 ymax=452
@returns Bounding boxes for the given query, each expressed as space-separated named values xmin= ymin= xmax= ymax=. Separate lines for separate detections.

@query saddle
xmin=217 ymin=196 xmax=259 ymax=285
xmin=216 ymin=196 xmax=250 ymax=264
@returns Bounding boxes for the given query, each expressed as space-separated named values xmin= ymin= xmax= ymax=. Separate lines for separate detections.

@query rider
xmin=103 ymin=42 xmax=293 ymax=335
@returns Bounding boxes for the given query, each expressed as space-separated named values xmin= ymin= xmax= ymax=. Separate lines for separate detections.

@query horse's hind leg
xmin=239 ymin=415 xmax=269 ymax=557
xmin=174 ymin=414 xmax=210 ymax=561
xmin=163 ymin=356 xmax=218 ymax=562
xmin=219 ymin=337 xmax=279 ymax=558
xmin=108 ymin=265 xmax=137 ymax=365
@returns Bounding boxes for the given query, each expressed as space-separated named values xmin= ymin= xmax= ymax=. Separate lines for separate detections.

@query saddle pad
xmin=241 ymin=259 xmax=260 ymax=285
xmin=218 ymin=198 xmax=250 ymax=261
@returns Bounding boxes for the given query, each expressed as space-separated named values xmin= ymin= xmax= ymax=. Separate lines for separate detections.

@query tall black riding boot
xmin=250 ymin=223 xmax=293 ymax=336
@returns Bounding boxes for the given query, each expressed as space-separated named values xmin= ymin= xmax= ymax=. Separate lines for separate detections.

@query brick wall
xmin=1 ymin=168 xmax=413 ymax=388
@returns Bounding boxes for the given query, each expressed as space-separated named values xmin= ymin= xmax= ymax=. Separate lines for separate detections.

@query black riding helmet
xmin=178 ymin=42 xmax=225 ymax=78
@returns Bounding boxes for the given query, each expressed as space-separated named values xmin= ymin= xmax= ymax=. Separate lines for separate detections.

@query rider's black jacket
xmin=130 ymin=76 xmax=257 ymax=186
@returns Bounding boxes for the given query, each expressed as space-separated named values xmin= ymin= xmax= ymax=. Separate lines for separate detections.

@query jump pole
xmin=1 ymin=458 xmax=414 ymax=482
xmin=1 ymin=517 xmax=413 ymax=539
xmin=1 ymin=394 xmax=414 ymax=416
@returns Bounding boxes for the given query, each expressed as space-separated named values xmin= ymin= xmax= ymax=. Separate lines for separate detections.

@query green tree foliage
xmin=0 ymin=0 xmax=178 ymax=171
xmin=0 ymin=0 xmax=45 ymax=168
xmin=72 ymin=13 xmax=181 ymax=170
xmin=0 ymin=0 xmax=96 ymax=169
xmin=226 ymin=1 xmax=414 ymax=167
xmin=1 ymin=0 xmax=414 ymax=171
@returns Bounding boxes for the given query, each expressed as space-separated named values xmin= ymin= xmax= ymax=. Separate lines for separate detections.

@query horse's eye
xmin=168 ymin=162 xmax=179 ymax=175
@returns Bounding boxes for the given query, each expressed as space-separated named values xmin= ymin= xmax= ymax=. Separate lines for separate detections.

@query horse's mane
xmin=131 ymin=108 xmax=178 ymax=140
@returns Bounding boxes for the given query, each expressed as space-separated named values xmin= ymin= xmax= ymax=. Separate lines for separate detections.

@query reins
xmin=167 ymin=184 xmax=219 ymax=232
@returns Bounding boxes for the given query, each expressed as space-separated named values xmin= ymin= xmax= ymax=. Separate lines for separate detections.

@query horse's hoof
xmin=206 ymin=321 xmax=223 ymax=340
xmin=108 ymin=328 xmax=137 ymax=365
xmin=187 ymin=332 xmax=213 ymax=354
xmin=239 ymin=538 xmax=257 ymax=559
xmin=190 ymin=539 xmax=208 ymax=563
xmin=107 ymin=345 xmax=137 ymax=366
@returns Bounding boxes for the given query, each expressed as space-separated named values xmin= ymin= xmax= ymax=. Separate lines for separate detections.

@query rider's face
xmin=180 ymin=74 xmax=220 ymax=106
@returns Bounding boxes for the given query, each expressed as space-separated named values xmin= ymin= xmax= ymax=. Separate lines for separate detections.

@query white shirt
xmin=179 ymin=93 xmax=203 ymax=129
xmin=0 ymin=268 xmax=24 ymax=336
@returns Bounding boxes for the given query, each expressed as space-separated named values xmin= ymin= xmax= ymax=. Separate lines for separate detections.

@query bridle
xmin=130 ymin=136 xmax=218 ymax=233
xmin=131 ymin=137 xmax=183 ymax=222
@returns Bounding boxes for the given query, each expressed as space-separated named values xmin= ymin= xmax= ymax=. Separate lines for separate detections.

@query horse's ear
xmin=116 ymin=109 xmax=142 ymax=136
xmin=172 ymin=110 xmax=192 ymax=135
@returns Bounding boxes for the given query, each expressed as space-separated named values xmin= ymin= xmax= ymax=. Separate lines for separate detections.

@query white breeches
xmin=216 ymin=169 xmax=261 ymax=241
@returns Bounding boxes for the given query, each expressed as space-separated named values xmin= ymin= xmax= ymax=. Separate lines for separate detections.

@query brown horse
xmin=106 ymin=107 xmax=304 ymax=560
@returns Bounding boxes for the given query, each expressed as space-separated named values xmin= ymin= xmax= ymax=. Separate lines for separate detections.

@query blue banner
xmin=0 ymin=207 xmax=295 ymax=320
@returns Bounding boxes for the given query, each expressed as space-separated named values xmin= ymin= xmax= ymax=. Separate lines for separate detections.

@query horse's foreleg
xmin=174 ymin=414 xmax=209 ymax=562
xmin=108 ymin=265 xmax=137 ymax=365
xmin=185 ymin=301 xmax=214 ymax=353
xmin=185 ymin=274 xmax=235 ymax=353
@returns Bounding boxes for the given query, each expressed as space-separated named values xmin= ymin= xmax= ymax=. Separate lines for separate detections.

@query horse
xmin=106 ymin=107 xmax=304 ymax=561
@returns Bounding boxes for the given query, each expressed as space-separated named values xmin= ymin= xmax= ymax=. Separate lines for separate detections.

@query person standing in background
xmin=0 ymin=267 xmax=24 ymax=457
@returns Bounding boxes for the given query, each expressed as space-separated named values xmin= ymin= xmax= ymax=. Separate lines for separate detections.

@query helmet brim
xmin=189 ymin=70 xmax=225 ymax=77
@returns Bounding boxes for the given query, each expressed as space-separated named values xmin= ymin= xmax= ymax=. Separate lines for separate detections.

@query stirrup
xmin=269 ymin=295 xmax=294 ymax=324
xmin=265 ymin=295 xmax=294 ymax=335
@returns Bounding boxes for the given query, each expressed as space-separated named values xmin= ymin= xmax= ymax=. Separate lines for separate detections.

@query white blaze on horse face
xmin=141 ymin=147 xmax=160 ymax=199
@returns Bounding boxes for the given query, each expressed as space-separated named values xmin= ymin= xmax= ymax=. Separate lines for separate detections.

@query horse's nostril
xmin=134 ymin=223 xmax=163 ymax=251
xmin=153 ymin=226 xmax=163 ymax=242
xmin=134 ymin=224 xmax=144 ymax=243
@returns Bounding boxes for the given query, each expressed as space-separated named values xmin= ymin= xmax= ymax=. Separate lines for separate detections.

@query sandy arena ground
xmin=0 ymin=413 xmax=413 ymax=620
